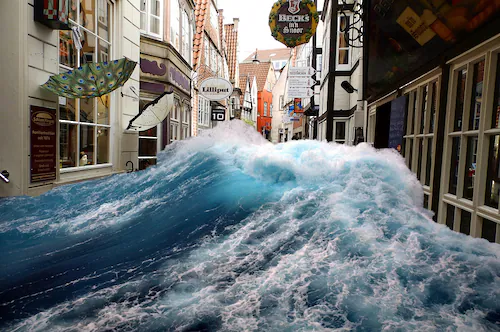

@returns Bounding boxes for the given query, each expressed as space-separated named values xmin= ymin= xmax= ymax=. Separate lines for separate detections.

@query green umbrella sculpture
xmin=41 ymin=57 xmax=137 ymax=99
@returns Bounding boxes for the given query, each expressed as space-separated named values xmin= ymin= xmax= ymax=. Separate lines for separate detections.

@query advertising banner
xmin=366 ymin=0 xmax=500 ymax=102
xmin=30 ymin=106 xmax=57 ymax=183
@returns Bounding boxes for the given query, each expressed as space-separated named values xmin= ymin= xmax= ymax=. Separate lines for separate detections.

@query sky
xmin=217 ymin=0 xmax=287 ymax=62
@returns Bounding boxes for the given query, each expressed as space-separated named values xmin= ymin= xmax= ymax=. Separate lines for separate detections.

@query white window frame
xmin=333 ymin=119 xmax=348 ymax=144
xmin=198 ymin=95 xmax=210 ymax=127
xmin=138 ymin=96 xmax=161 ymax=169
xmin=402 ymin=71 xmax=441 ymax=211
xmin=140 ymin=0 xmax=163 ymax=40
xmin=59 ymin=0 xmax=115 ymax=173
xmin=438 ymin=38 xmax=500 ymax=243
xmin=336 ymin=14 xmax=352 ymax=70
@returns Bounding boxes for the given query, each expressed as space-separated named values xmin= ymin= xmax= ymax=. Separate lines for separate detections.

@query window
xmin=170 ymin=0 xmax=180 ymax=50
xmin=264 ymin=102 xmax=268 ymax=116
xmin=139 ymin=122 xmax=160 ymax=170
xmin=182 ymin=104 xmax=191 ymax=139
xmin=170 ymin=100 xmax=181 ymax=143
xmin=334 ymin=121 xmax=346 ymax=143
xmin=210 ymin=1 xmax=218 ymax=45
xmin=337 ymin=15 xmax=351 ymax=69
xmin=181 ymin=10 xmax=191 ymax=63
xmin=140 ymin=0 xmax=163 ymax=39
xmin=402 ymin=75 xmax=440 ymax=211
xmin=59 ymin=0 xmax=113 ymax=170
xmin=198 ymin=95 xmax=210 ymax=126
xmin=439 ymin=42 xmax=500 ymax=242
xmin=204 ymin=36 xmax=209 ymax=67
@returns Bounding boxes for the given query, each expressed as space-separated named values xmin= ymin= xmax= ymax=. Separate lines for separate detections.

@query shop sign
xmin=367 ymin=0 xmax=500 ymax=102
xmin=211 ymin=109 xmax=226 ymax=121
xmin=200 ymin=77 xmax=233 ymax=101
xmin=269 ymin=0 xmax=319 ymax=48
xmin=30 ymin=106 xmax=57 ymax=183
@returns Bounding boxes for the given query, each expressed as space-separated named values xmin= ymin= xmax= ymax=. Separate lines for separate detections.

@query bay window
xmin=59 ymin=0 xmax=113 ymax=170
xmin=140 ymin=0 xmax=163 ymax=39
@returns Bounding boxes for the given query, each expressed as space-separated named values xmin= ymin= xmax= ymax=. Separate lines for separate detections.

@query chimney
xmin=233 ymin=18 xmax=239 ymax=32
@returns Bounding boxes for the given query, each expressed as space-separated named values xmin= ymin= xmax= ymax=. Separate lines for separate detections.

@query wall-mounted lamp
xmin=341 ymin=80 xmax=358 ymax=94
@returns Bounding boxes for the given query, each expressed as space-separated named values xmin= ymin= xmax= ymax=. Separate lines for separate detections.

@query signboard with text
xmin=30 ymin=106 xmax=57 ymax=183
xmin=269 ymin=0 xmax=319 ymax=47
xmin=367 ymin=0 xmax=500 ymax=102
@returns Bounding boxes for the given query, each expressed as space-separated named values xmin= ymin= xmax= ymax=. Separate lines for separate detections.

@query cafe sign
xmin=30 ymin=106 xmax=57 ymax=183
xmin=199 ymin=77 xmax=233 ymax=101
xmin=269 ymin=0 xmax=319 ymax=48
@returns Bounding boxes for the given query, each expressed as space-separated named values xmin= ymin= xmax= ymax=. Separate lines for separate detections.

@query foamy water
xmin=1 ymin=121 xmax=500 ymax=331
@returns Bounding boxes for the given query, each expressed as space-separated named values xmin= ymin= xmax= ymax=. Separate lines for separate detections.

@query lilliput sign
xmin=199 ymin=77 xmax=233 ymax=101
xmin=269 ymin=0 xmax=319 ymax=48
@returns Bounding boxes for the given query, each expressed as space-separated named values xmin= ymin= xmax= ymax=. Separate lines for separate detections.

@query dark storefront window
xmin=485 ymin=135 xmax=500 ymax=208
xmin=482 ymin=218 xmax=497 ymax=243
xmin=491 ymin=58 xmax=500 ymax=129
xmin=425 ymin=138 xmax=433 ymax=186
xmin=463 ymin=137 xmax=478 ymax=200
xmin=454 ymin=69 xmax=466 ymax=132
xmin=430 ymin=81 xmax=437 ymax=133
xmin=446 ymin=204 xmax=455 ymax=230
xmin=449 ymin=137 xmax=461 ymax=195
xmin=460 ymin=210 xmax=472 ymax=236
xmin=420 ymin=85 xmax=428 ymax=134
xmin=469 ymin=60 xmax=485 ymax=131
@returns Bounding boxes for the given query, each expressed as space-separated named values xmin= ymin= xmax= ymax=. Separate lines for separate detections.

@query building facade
xmin=366 ymin=2 xmax=500 ymax=243
xmin=317 ymin=0 xmax=364 ymax=145
xmin=192 ymin=0 xmax=230 ymax=136
xmin=137 ymin=0 xmax=195 ymax=170
xmin=0 ymin=0 xmax=141 ymax=197
xmin=239 ymin=62 xmax=276 ymax=140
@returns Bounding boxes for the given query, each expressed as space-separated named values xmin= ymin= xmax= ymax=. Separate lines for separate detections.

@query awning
xmin=126 ymin=91 xmax=175 ymax=131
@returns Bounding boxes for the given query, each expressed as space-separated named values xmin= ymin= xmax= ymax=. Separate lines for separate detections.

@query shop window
xmin=141 ymin=0 xmax=163 ymax=39
xmin=448 ymin=137 xmax=461 ymax=195
xmin=59 ymin=0 xmax=113 ymax=170
xmin=469 ymin=60 xmax=485 ymax=131
xmin=481 ymin=218 xmax=497 ymax=243
xmin=403 ymin=80 xmax=438 ymax=190
xmin=463 ymin=137 xmax=478 ymax=200
xmin=453 ymin=69 xmax=466 ymax=132
xmin=485 ymin=135 xmax=500 ymax=208
xmin=460 ymin=210 xmax=471 ymax=235
xmin=446 ymin=204 xmax=455 ymax=230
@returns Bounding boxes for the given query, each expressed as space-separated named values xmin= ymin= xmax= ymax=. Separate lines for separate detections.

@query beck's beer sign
xmin=269 ymin=0 xmax=319 ymax=48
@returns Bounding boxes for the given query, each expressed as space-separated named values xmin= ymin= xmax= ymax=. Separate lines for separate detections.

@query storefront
xmin=0 ymin=0 xmax=142 ymax=197
xmin=138 ymin=39 xmax=192 ymax=170
xmin=365 ymin=0 xmax=500 ymax=243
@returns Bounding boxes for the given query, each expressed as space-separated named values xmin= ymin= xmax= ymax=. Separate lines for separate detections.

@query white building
xmin=0 ymin=0 xmax=141 ymax=197
xmin=317 ymin=0 xmax=364 ymax=145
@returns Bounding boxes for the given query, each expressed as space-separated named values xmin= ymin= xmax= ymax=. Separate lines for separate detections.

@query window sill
xmin=60 ymin=163 xmax=113 ymax=174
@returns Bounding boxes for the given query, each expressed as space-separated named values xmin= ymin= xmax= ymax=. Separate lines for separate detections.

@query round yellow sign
xmin=269 ymin=0 xmax=319 ymax=48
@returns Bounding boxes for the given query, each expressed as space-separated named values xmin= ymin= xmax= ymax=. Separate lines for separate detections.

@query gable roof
xmin=224 ymin=23 xmax=238 ymax=83
xmin=193 ymin=0 xmax=209 ymax=70
xmin=239 ymin=62 xmax=273 ymax=91
xmin=243 ymin=48 xmax=292 ymax=63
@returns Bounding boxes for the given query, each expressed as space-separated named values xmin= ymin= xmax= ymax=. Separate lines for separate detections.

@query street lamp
xmin=252 ymin=48 xmax=260 ymax=64
xmin=341 ymin=80 xmax=358 ymax=94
